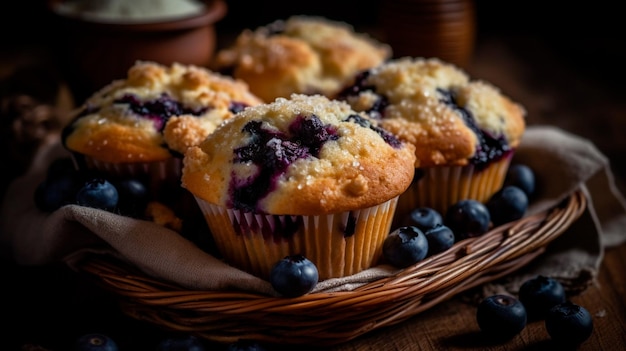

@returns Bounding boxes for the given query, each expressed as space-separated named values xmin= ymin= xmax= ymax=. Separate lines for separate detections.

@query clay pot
xmin=47 ymin=0 xmax=227 ymax=103
xmin=379 ymin=0 xmax=476 ymax=68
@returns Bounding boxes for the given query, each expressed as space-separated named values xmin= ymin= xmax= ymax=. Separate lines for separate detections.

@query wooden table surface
xmin=2 ymin=2 xmax=626 ymax=350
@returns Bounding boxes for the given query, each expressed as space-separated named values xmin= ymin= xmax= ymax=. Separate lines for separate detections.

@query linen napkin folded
xmin=1 ymin=125 xmax=625 ymax=297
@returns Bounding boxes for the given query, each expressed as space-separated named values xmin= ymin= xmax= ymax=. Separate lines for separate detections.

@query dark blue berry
xmin=486 ymin=186 xmax=528 ymax=226
xmin=424 ymin=225 xmax=455 ymax=256
xmin=227 ymin=340 xmax=267 ymax=351
xmin=75 ymin=178 xmax=119 ymax=212
xmin=74 ymin=333 xmax=119 ymax=351
xmin=476 ymin=294 xmax=527 ymax=341
xmin=114 ymin=178 xmax=149 ymax=218
xmin=401 ymin=207 xmax=443 ymax=232
xmin=504 ymin=164 xmax=535 ymax=197
xmin=445 ymin=199 xmax=491 ymax=241
xmin=270 ymin=254 xmax=319 ymax=297
xmin=383 ymin=226 xmax=429 ymax=268
xmin=34 ymin=170 xmax=84 ymax=212
xmin=518 ymin=275 xmax=566 ymax=320
xmin=156 ymin=335 xmax=206 ymax=351
xmin=545 ymin=301 xmax=593 ymax=347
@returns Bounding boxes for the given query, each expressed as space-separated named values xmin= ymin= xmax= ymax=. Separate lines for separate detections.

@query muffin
xmin=336 ymin=57 xmax=526 ymax=220
xmin=210 ymin=15 xmax=392 ymax=102
xmin=181 ymin=94 xmax=416 ymax=280
xmin=61 ymin=60 xmax=263 ymax=202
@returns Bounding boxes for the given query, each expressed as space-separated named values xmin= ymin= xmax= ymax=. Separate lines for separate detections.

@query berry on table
xmin=383 ymin=226 xmax=429 ymax=268
xmin=518 ymin=275 xmax=566 ymax=320
xmin=74 ymin=333 xmax=119 ymax=351
xmin=545 ymin=301 xmax=593 ymax=347
xmin=270 ymin=254 xmax=319 ymax=297
xmin=476 ymin=294 xmax=527 ymax=341
xmin=444 ymin=199 xmax=491 ymax=241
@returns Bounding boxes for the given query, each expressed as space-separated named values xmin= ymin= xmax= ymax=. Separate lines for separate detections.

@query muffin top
xmin=336 ymin=57 xmax=526 ymax=168
xmin=182 ymin=94 xmax=416 ymax=215
xmin=62 ymin=61 xmax=263 ymax=163
xmin=210 ymin=15 xmax=392 ymax=102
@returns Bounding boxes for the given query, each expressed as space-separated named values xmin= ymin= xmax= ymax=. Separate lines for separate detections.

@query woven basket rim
xmin=76 ymin=190 xmax=587 ymax=346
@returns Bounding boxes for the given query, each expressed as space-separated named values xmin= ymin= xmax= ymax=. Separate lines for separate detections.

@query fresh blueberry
xmin=504 ymin=164 xmax=535 ymax=197
xmin=34 ymin=170 xmax=83 ymax=212
xmin=424 ymin=225 xmax=455 ymax=256
xmin=476 ymin=294 xmax=527 ymax=341
xmin=114 ymin=178 xmax=149 ymax=218
xmin=401 ymin=207 xmax=443 ymax=232
xmin=545 ymin=301 xmax=593 ymax=347
xmin=75 ymin=178 xmax=119 ymax=212
xmin=270 ymin=254 xmax=319 ymax=297
xmin=486 ymin=186 xmax=529 ymax=226
xmin=383 ymin=226 xmax=429 ymax=268
xmin=518 ymin=275 xmax=566 ymax=320
xmin=227 ymin=340 xmax=267 ymax=351
xmin=156 ymin=334 xmax=206 ymax=351
xmin=74 ymin=333 xmax=119 ymax=351
xmin=444 ymin=199 xmax=491 ymax=241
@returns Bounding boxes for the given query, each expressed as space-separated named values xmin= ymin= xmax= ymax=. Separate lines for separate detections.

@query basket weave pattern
xmin=77 ymin=190 xmax=586 ymax=346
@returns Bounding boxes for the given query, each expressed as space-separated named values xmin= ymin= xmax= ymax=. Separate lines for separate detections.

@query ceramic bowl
xmin=47 ymin=0 xmax=227 ymax=102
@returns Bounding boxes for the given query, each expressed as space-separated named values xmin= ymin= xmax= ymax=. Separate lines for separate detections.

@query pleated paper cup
xmin=71 ymin=153 xmax=185 ymax=205
xmin=194 ymin=197 xmax=400 ymax=281
xmin=394 ymin=154 xmax=513 ymax=223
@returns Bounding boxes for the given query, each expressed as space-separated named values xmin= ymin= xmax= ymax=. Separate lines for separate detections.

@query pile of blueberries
xmin=34 ymin=157 xmax=150 ymax=218
xmin=477 ymin=275 xmax=593 ymax=347
xmin=382 ymin=163 xmax=536 ymax=269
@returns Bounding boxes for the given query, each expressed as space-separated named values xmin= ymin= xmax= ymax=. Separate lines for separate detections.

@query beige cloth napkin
xmin=2 ymin=125 xmax=625 ymax=297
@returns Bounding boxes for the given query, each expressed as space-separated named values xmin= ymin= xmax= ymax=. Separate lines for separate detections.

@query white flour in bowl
xmin=54 ymin=0 xmax=206 ymax=23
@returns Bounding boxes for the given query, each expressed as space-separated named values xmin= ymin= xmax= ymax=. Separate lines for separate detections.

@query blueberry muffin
xmin=336 ymin=57 xmax=526 ymax=219
xmin=182 ymin=94 xmax=416 ymax=280
xmin=62 ymin=60 xmax=263 ymax=200
xmin=210 ymin=15 xmax=392 ymax=102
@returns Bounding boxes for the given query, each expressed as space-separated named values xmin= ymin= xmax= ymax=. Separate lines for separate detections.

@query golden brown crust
xmin=211 ymin=16 xmax=392 ymax=102
xmin=339 ymin=57 xmax=526 ymax=168
xmin=182 ymin=94 xmax=416 ymax=215
xmin=63 ymin=61 xmax=263 ymax=163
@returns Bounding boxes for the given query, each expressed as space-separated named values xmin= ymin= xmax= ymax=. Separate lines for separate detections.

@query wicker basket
xmin=76 ymin=190 xmax=586 ymax=346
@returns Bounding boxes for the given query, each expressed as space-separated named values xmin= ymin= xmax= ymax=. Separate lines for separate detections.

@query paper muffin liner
xmin=70 ymin=153 xmax=185 ymax=205
xmin=394 ymin=153 xmax=514 ymax=224
xmin=194 ymin=197 xmax=399 ymax=281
